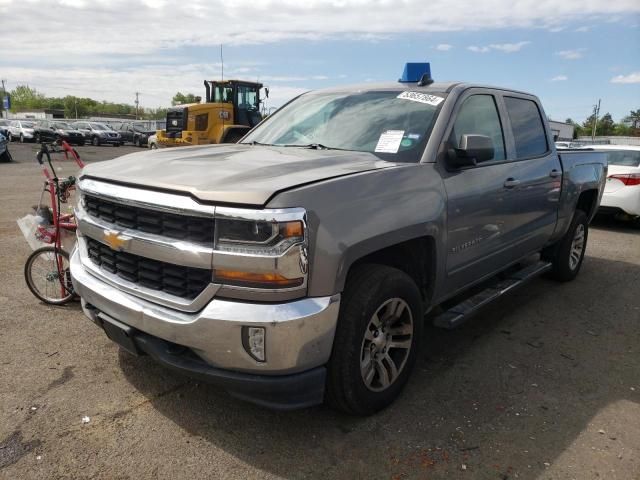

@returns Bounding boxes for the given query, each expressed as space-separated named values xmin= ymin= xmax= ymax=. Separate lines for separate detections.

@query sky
xmin=0 ymin=0 xmax=639 ymax=123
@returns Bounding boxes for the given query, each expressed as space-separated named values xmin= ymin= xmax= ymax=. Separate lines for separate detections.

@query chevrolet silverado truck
xmin=70 ymin=64 xmax=607 ymax=415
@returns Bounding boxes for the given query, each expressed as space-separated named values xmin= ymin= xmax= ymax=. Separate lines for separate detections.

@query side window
xmin=504 ymin=97 xmax=548 ymax=158
xmin=449 ymin=94 xmax=506 ymax=161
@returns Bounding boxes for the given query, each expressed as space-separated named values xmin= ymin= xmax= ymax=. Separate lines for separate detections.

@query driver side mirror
xmin=264 ymin=87 xmax=269 ymax=99
xmin=448 ymin=134 xmax=494 ymax=168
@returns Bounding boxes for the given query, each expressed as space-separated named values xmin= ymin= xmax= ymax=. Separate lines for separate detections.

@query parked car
xmin=33 ymin=120 xmax=86 ymax=145
xmin=0 ymin=119 xmax=10 ymax=137
xmin=147 ymin=133 xmax=160 ymax=149
xmin=70 ymin=64 xmax=608 ymax=415
xmin=71 ymin=121 xmax=122 ymax=146
xmin=116 ymin=122 xmax=156 ymax=147
xmin=0 ymin=131 xmax=11 ymax=162
xmin=6 ymin=120 xmax=37 ymax=142
xmin=595 ymin=145 xmax=640 ymax=222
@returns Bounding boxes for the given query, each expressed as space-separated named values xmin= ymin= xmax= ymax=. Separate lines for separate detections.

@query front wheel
xmin=326 ymin=264 xmax=423 ymax=415
xmin=35 ymin=133 xmax=41 ymax=143
xmin=92 ymin=136 xmax=100 ymax=146
xmin=24 ymin=247 xmax=74 ymax=305
xmin=135 ymin=137 xmax=142 ymax=148
xmin=20 ymin=133 xmax=24 ymax=143
xmin=543 ymin=209 xmax=589 ymax=282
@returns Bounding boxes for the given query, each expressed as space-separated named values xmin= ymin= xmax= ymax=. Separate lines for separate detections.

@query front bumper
xmin=600 ymin=186 xmax=640 ymax=217
xmin=70 ymin=248 xmax=340 ymax=408
xmin=98 ymin=136 xmax=122 ymax=144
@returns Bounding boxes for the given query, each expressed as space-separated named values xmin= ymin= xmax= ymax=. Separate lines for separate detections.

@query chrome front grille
xmin=86 ymin=237 xmax=211 ymax=300
xmin=84 ymin=194 xmax=215 ymax=245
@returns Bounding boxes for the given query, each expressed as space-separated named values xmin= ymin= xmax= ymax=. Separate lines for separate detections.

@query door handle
xmin=549 ymin=169 xmax=561 ymax=178
xmin=503 ymin=178 xmax=520 ymax=188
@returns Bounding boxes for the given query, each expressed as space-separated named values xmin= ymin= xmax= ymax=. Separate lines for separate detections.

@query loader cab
xmin=205 ymin=80 xmax=264 ymax=128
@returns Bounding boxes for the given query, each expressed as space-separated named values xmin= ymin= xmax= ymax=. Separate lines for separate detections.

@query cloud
xmin=0 ymin=64 xmax=308 ymax=108
xmin=551 ymin=75 xmax=568 ymax=81
xmin=574 ymin=25 xmax=591 ymax=32
xmin=488 ymin=41 xmax=531 ymax=52
xmin=468 ymin=41 xmax=530 ymax=53
xmin=556 ymin=49 xmax=586 ymax=59
xmin=610 ymin=72 xmax=640 ymax=83
xmin=468 ymin=46 xmax=491 ymax=53
xmin=434 ymin=43 xmax=453 ymax=51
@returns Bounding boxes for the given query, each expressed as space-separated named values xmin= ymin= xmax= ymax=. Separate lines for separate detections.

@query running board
xmin=433 ymin=261 xmax=552 ymax=329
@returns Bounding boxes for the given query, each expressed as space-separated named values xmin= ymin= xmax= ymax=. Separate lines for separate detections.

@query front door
xmin=441 ymin=91 xmax=522 ymax=294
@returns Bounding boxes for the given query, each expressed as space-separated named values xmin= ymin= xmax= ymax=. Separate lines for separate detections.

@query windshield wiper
xmin=242 ymin=140 xmax=273 ymax=146
xmin=278 ymin=143 xmax=353 ymax=151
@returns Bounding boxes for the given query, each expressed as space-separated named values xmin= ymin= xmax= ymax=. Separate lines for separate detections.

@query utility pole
xmin=591 ymin=99 xmax=601 ymax=142
xmin=135 ymin=92 xmax=140 ymax=120
xmin=1 ymin=79 xmax=6 ymax=119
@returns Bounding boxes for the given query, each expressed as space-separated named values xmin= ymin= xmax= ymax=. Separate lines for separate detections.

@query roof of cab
xmin=306 ymin=81 xmax=536 ymax=98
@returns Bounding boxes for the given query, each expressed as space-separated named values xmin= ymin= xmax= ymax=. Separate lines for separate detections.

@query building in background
xmin=548 ymin=120 xmax=575 ymax=141
xmin=5 ymin=108 xmax=65 ymax=120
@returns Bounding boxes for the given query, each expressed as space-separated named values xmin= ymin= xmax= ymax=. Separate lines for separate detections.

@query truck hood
xmin=81 ymin=144 xmax=399 ymax=206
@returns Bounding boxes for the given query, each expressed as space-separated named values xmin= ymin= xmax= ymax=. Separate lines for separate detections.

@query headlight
xmin=213 ymin=208 xmax=307 ymax=291
xmin=215 ymin=218 xmax=303 ymax=255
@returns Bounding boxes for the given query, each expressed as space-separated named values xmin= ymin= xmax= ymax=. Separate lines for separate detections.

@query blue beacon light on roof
xmin=399 ymin=63 xmax=433 ymax=85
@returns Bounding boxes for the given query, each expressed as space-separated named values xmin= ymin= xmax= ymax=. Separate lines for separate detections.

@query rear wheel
xmin=35 ymin=133 xmax=41 ymax=143
xmin=19 ymin=133 xmax=24 ymax=143
xmin=135 ymin=137 xmax=142 ymax=147
xmin=326 ymin=264 xmax=423 ymax=415
xmin=543 ymin=209 xmax=589 ymax=282
xmin=92 ymin=136 xmax=100 ymax=146
xmin=24 ymin=247 xmax=74 ymax=305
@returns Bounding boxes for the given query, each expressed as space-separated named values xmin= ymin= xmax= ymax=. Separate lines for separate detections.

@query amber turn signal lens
xmin=215 ymin=269 xmax=304 ymax=288
xmin=281 ymin=221 xmax=303 ymax=238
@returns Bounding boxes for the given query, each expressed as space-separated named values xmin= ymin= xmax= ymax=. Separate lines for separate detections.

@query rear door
xmin=440 ymin=89 xmax=523 ymax=293
xmin=499 ymin=95 xmax=562 ymax=252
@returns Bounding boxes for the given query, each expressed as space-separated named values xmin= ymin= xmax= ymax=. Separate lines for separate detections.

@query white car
xmin=6 ymin=120 xmax=37 ymax=143
xmin=596 ymin=145 xmax=640 ymax=219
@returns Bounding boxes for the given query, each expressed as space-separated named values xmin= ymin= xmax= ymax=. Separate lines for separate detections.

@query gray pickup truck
xmin=70 ymin=66 xmax=607 ymax=415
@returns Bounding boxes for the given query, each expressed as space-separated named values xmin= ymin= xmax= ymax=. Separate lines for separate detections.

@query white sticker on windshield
xmin=397 ymin=91 xmax=444 ymax=106
xmin=375 ymin=130 xmax=405 ymax=153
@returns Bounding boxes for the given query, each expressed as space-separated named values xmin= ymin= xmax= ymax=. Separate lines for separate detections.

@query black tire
xmin=7 ymin=133 xmax=12 ymax=142
xmin=150 ymin=142 xmax=158 ymax=150
xmin=35 ymin=133 xmax=41 ymax=144
xmin=542 ymin=209 xmax=589 ymax=282
xmin=20 ymin=133 xmax=24 ymax=143
xmin=135 ymin=137 xmax=142 ymax=148
xmin=24 ymin=246 xmax=74 ymax=305
xmin=326 ymin=264 xmax=424 ymax=415
xmin=92 ymin=136 xmax=100 ymax=146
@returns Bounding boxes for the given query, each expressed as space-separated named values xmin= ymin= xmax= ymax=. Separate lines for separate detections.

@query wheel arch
xmin=339 ymin=234 xmax=437 ymax=307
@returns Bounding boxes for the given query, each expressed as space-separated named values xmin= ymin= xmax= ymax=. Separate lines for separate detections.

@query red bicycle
xmin=23 ymin=141 xmax=85 ymax=305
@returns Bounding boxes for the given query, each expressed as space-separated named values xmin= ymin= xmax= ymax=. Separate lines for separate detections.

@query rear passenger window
xmin=504 ymin=97 xmax=548 ymax=158
xmin=450 ymin=95 xmax=506 ymax=162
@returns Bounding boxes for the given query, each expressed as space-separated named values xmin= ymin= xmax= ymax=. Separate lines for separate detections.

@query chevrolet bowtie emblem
xmin=103 ymin=230 xmax=130 ymax=251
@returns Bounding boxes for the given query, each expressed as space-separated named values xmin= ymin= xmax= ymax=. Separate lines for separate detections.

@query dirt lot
xmin=1 ymin=143 xmax=639 ymax=480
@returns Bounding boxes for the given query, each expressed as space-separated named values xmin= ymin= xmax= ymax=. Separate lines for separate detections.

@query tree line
xmin=565 ymin=109 xmax=640 ymax=138
xmin=3 ymin=85 xmax=203 ymax=120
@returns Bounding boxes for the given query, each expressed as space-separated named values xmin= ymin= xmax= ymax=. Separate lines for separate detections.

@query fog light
xmin=243 ymin=326 xmax=266 ymax=362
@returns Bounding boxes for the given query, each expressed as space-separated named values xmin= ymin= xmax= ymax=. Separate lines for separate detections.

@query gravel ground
xmin=1 ymin=143 xmax=639 ymax=480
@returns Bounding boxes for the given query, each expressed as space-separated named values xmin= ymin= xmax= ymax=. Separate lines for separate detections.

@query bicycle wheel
xmin=24 ymin=246 xmax=74 ymax=305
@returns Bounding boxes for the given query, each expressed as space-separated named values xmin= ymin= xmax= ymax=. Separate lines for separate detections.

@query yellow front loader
xmin=156 ymin=80 xmax=266 ymax=147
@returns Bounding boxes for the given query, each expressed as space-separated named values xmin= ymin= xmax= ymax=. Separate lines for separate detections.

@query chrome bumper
xmin=70 ymin=248 xmax=340 ymax=375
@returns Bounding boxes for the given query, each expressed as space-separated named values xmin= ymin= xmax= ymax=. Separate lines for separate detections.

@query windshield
xmin=53 ymin=122 xmax=71 ymax=129
xmin=91 ymin=123 xmax=110 ymax=130
xmin=22 ymin=122 xmax=36 ymax=128
xmin=242 ymin=90 xmax=445 ymax=162
xmin=605 ymin=150 xmax=640 ymax=167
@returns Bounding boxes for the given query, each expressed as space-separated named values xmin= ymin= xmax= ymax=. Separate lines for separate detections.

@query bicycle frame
xmin=35 ymin=141 xmax=85 ymax=297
